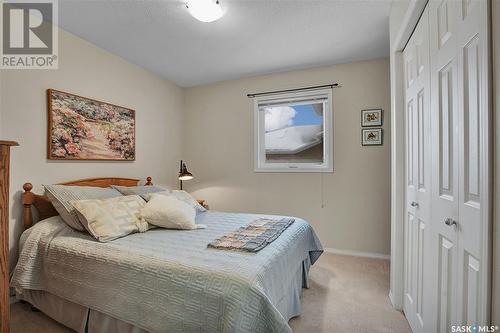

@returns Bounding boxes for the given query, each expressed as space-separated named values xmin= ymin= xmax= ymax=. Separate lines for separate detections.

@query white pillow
xmin=140 ymin=194 xmax=206 ymax=230
xmin=170 ymin=190 xmax=207 ymax=213
xmin=142 ymin=190 xmax=207 ymax=213
xmin=44 ymin=185 xmax=123 ymax=231
xmin=71 ymin=195 xmax=150 ymax=242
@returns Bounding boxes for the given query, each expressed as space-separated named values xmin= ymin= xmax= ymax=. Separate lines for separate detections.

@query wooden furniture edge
xmin=22 ymin=176 xmax=153 ymax=229
xmin=0 ymin=141 xmax=19 ymax=146
xmin=1 ymin=141 xmax=18 ymax=333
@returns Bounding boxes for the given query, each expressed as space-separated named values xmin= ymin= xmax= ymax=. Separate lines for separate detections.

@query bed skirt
xmin=17 ymin=256 xmax=312 ymax=333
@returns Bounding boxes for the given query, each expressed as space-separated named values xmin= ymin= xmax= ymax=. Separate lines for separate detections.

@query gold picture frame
xmin=47 ymin=89 xmax=135 ymax=161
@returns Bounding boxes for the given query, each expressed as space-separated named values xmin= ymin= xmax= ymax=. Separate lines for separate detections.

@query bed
xmin=11 ymin=177 xmax=323 ymax=333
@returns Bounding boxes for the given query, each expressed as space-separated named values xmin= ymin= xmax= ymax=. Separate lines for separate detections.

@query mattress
xmin=11 ymin=211 xmax=323 ymax=333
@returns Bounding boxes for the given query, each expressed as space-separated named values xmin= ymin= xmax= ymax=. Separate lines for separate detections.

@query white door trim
xmin=478 ymin=0 xmax=493 ymax=322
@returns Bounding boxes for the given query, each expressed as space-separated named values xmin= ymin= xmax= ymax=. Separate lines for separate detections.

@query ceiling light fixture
xmin=186 ymin=0 xmax=223 ymax=23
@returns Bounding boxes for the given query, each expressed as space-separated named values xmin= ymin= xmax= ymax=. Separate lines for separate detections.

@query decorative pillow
xmin=111 ymin=185 xmax=166 ymax=196
xmin=44 ymin=185 xmax=123 ymax=231
xmin=140 ymin=194 xmax=206 ymax=230
xmin=141 ymin=190 xmax=207 ymax=213
xmin=170 ymin=190 xmax=207 ymax=213
xmin=71 ymin=195 xmax=150 ymax=242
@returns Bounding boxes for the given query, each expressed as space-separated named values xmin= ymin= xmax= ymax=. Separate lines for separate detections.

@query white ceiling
xmin=59 ymin=0 xmax=391 ymax=87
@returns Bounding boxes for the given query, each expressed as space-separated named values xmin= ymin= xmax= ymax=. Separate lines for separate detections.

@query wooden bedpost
xmin=22 ymin=183 xmax=34 ymax=230
xmin=145 ymin=176 xmax=153 ymax=186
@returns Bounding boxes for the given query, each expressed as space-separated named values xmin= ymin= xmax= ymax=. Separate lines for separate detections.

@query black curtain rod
xmin=247 ymin=83 xmax=340 ymax=98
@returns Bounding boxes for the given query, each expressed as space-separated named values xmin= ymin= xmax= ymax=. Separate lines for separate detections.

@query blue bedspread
xmin=12 ymin=211 xmax=323 ymax=333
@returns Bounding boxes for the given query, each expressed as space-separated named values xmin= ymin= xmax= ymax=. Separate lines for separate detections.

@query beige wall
xmin=183 ymin=58 xmax=391 ymax=255
xmin=493 ymin=0 xmax=500 ymax=324
xmin=1 ymin=28 xmax=185 ymax=268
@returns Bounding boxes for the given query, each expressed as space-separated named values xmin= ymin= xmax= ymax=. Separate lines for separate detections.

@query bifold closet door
xmin=454 ymin=0 xmax=489 ymax=325
xmin=402 ymin=7 xmax=433 ymax=333
xmin=428 ymin=0 xmax=489 ymax=330
xmin=428 ymin=0 xmax=461 ymax=331
xmin=404 ymin=0 xmax=489 ymax=331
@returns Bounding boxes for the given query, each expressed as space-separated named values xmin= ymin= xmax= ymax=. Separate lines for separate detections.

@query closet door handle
xmin=410 ymin=201 xmax=419 ymax=207
xmin=444 ymin=218 xmax=457 ymax=228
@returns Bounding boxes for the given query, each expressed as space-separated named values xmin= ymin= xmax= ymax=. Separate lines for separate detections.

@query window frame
xmin=253 ymin=88 xmax=333 ymax=173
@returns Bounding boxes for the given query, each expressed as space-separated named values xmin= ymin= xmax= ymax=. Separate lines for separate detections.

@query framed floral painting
xmin=47 ymin=89 xmax=135 ymax=160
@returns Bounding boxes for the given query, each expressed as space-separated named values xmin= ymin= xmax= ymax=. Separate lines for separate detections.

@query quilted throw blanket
xmin=11 ymin=211 xmax=323 ymax=333
xmin=208 ymin=217 xmax=295 ymax=252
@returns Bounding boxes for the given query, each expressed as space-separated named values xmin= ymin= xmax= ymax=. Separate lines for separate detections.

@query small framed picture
xmin=361 ymin=109 xmax=383 ymax=127
xmin=362 ymin=128 xmax=383 ymax=146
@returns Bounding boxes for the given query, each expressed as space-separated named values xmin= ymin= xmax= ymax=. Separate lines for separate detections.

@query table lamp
xmin=178 ymin=160 xmax=193 ymax=190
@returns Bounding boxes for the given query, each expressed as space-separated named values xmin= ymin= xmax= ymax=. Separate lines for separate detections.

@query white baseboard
xmin=324 ymin=247 xmax=390 ymax=260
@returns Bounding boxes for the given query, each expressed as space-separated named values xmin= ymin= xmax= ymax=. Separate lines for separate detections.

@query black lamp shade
xmin=178 ymin=160 xmax=194 ymax=181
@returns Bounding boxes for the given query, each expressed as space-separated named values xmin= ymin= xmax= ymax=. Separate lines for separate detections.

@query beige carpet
xmin=10 ymin=253 xmax=411 ymax=333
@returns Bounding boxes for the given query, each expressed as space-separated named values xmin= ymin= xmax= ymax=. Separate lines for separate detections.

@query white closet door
xmin=403 ymin=1 xmax=490 ymax=331
xmin=429 ymin=1 xmax=461 ymax=331
xmin=455 ymin=0 xmax=489 ymax=325
xmin=428 ymin=0 xmax=490 ymax=330
xmin=402 ymin=7 xmax=432 ymax=332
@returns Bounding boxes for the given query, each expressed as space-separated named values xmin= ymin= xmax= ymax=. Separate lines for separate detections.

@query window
xmin=254 ymin=88 xmax=333 ymax=172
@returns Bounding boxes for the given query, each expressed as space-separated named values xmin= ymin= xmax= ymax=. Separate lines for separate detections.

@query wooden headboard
xmin=22 ymin=176 xmax=153 ymax=230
